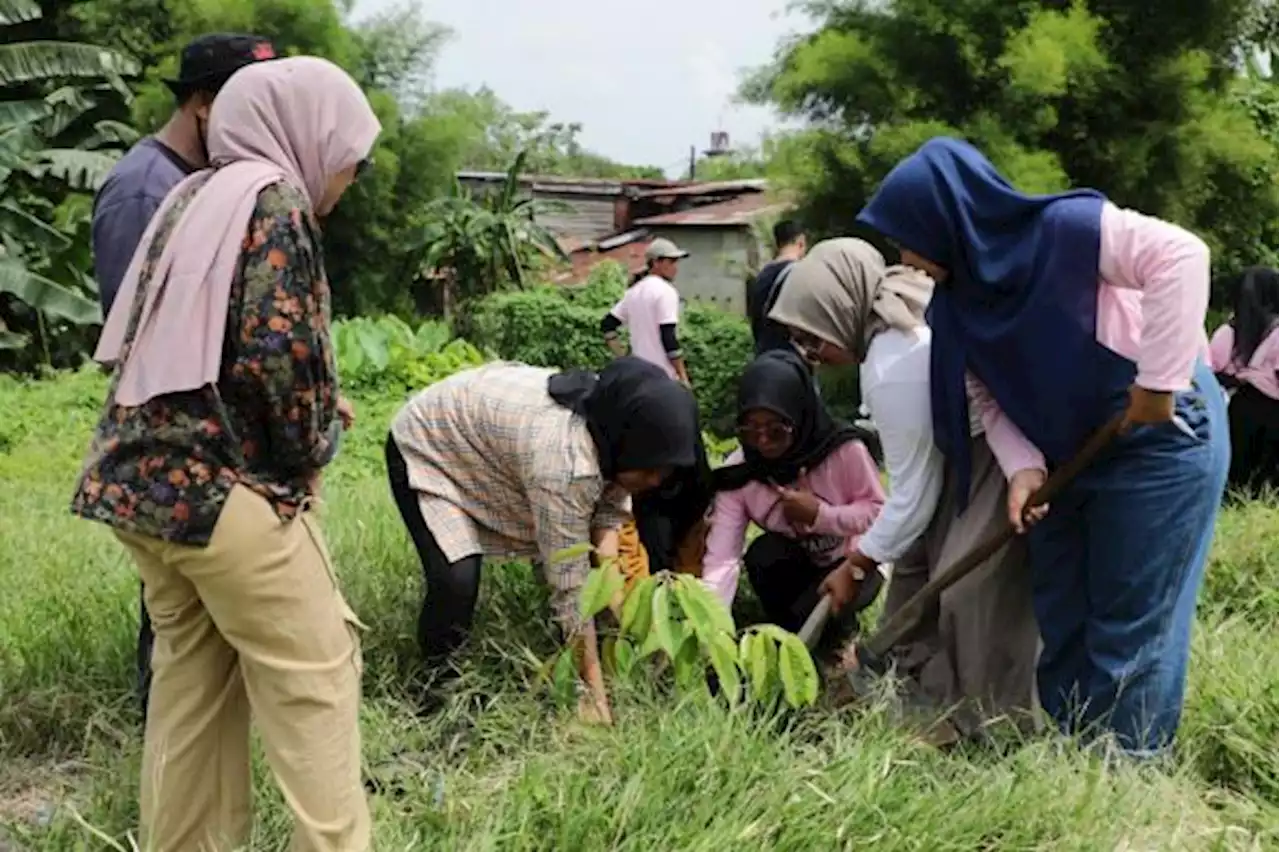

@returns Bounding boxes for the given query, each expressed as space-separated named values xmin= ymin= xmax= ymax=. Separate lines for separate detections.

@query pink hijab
xmin=94 ymin=56 xmax=381 ymax=407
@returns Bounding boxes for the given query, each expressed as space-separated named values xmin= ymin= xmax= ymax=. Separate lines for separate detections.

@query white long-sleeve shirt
xmin=856 ymin=327 xmax=946 ymax=564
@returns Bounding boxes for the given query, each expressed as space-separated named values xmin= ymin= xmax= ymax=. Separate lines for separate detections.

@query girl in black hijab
xmin=386 ymin=357 xmax=699 ymax=718
xmin=701 ymin=350 xmax=886 ymax=639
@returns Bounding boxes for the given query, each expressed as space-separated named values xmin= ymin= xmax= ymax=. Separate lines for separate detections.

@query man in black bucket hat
xmin=90 ymin=32 xmax=276 ymax=723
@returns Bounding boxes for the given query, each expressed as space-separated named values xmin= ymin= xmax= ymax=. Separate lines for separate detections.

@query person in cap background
xmin=600 ymin=237 xmax=693 ymax=386
xmin=93 ymin=33 xmax=276 ymax=319
xmin=746 ymin=219 xmax=807 ymax=356
xmin=89 ymin=32 xmax=276 ymax=722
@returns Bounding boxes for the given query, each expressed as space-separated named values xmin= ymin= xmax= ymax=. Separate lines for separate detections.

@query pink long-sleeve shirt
xmin=1208 ymin=323 xmax=1279 ymax=400
xmin=973 ymin=202 xmax=1213 ymax=477
xmin=701 ymin=440 xmax=886 ymax=607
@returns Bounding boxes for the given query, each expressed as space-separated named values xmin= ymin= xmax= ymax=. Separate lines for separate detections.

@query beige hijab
xmin=94 ymin=56 xmax=381 ymax=407
xmin=768 ymin=237 xmax=934 ymax=359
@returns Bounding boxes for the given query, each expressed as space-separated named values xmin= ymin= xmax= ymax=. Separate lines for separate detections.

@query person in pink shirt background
xmin=855 ymin=137 xmax=1229 ymax=758
xmin=1208 ymin=266 xmax=1278 ymax=495
xmin=600 ymin=238 xmax=692 ymax=386
xmin=702 ymin=350 xmax=885 ymax=649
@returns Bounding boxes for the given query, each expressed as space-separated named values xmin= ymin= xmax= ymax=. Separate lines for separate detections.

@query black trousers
xmin=743 ymin=532 xmax=883 ymax=644
xmin=385 ymin=434 xmax=483 ymax=667
xmin=1226 ymin=383 xmax=1279 ymax=495
xmin=137 ymin=585 xmax=154 ymax=719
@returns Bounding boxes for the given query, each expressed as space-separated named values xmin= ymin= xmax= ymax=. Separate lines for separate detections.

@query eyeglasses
xmin=736 ymin=422 xmax=794 ymax=444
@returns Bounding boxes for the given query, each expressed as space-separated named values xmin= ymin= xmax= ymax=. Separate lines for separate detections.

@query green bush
xmin=462 ymin=262 xmax=756 ymax=432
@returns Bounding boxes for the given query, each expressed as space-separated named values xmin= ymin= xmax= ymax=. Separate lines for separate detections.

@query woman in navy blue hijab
xmin=855 ymin=137 xmax=1229 ymax=757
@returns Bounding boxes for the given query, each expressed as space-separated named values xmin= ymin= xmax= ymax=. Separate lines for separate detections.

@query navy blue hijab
xmin=856 ymin=137 xmax=1134 ymax=506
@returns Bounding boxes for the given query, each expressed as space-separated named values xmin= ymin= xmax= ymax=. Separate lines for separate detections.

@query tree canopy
xmin=744 ymin=0 xmax=1278 ymax=282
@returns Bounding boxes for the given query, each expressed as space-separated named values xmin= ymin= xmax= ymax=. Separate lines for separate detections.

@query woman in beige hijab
xmin=768 ymin=237 xmax=1039 ymax=739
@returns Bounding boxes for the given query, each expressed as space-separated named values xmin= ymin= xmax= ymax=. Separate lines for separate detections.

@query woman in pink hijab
xmin=72 ymin=57 xmax=379 ymax=852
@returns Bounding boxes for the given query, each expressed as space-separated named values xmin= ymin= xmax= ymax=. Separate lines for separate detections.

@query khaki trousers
xmin=117 ymin=485 xmax=370 ymax=852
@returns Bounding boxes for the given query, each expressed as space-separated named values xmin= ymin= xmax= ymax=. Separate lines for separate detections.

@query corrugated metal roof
xmin=455 ymin=171 xmax=687 ymax=196
xmin=632 ymin=179 xmax=768 ymax=199
xmin=632 ymin=194 xmax=789 ymax=227
xmin=552 ymin=231 xmax=651 ymax=284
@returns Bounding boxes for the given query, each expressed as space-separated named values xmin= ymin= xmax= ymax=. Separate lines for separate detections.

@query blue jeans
xmin=1028 ymin=360 xmax=1229 ymax=755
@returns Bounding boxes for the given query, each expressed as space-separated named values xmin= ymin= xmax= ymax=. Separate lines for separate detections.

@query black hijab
xmin=548 ymin=356 xmax=700 ymax=480
xmin=713 ymin=349 xmax=863 ymax=492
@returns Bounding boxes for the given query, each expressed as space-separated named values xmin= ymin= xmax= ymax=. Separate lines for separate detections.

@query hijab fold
xmin=713 ymin=349 xmax=865 ymax=492
xmin=95 ymin=56 xmax=381 ymax=407
xmin=548 ymin=356 xmax=699 ymax=479
xmin=768 ymin=238 xmax=932 ymax=359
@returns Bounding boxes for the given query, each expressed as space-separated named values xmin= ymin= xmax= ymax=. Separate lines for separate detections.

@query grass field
xmin=1 ymin=367 xmax=1277 ymax=851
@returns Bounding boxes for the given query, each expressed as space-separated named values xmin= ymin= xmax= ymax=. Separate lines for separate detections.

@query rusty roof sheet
xmin=632 ymin=178 xmax=768 ymax=199
xmin=552 ymin=232 xmax=651 ymax=284
xmin=632 ymin=194 xmax=790 ymax=227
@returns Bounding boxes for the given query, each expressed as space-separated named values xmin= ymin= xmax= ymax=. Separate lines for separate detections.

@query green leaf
xmin=551 ymin=648 xmax=578 ymax=708
xmin=0 ymin=255 xmax=100 ymax=324
xmin=577 ymin=566 xmax=613 ymax=619
xmin=30 ymin=148 xmax=119 ymax=191
xmin=620 ymin=574 xmax=656 ymax=642
xmin=650 ymin=581 xmax=679 ymax=657
xmin=706 ymin=632 xmax=742 ymax=705
xmin=599 ymin=559 xmax=626 ymax=610
xmin=672 ymin=633 xmax=702 ymax=691
xmin=613 ymin=637 xmax=636 ymax=677
xmin=0 ymin=98 xmax=50 ymax=129
xmin=0 ymin=0 xmax=40 ymax=26
xmin=354 ymin=321 xmax=390 ymax=370
xmin=672 ymin=574 xmax=736 ymax=639
xmin=0 ymin=41 xmax=139 ymax=87
xmin=777 ymin=633 xmax=820 ymax=708
xmin=600 ymin=635 xmax=617 ymax=674
xmin=744 ymin=631 xmax=777 ymax=703
xmin=551 ymin=541 xmax=594 ymax=564
xmin=0 ymin=199 xmax=71 ymax=250
xmin=637 ymin=624 xmax=664 ymax=659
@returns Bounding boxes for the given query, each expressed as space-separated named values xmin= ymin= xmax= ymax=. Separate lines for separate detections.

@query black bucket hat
xmin=163 ymin=33 xmax=278 ymax=97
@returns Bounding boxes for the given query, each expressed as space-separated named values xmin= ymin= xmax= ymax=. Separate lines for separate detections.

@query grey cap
xmin=644 ymin=237 xmax=689 ymax=261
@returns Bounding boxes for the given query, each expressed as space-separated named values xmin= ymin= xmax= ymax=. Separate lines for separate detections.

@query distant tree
xmin=744 ymin=0 xmax=1278 ymax=283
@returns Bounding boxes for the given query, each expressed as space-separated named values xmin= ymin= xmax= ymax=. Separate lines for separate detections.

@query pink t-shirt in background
xmin=700 ymin=441 xmax=886 ymax=608
xmin=1208 ymin=323 xmax=1279 ymax=400
xmin=973 ymin=202 xmax=1215 ymax=477
xmin=609 ymin=274 xmax=680 ymax=379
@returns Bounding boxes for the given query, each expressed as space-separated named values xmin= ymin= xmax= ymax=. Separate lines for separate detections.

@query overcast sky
xmin=352 ymin=0 xmax=810 ymax=174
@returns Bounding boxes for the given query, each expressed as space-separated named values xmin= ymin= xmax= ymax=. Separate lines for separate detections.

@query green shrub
xmin=333 ymin=315 xmax=487 ymax=395
xmin=462 ymin=262 xmax=756 ymax=432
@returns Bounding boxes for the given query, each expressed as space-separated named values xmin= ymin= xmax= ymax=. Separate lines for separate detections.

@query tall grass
xmin=1 ymin=368 xmax=1276 ymax=850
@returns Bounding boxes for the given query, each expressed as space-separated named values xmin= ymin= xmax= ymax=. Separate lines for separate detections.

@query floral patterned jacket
xmin=71 ymin=178 xmax=339 ymax=546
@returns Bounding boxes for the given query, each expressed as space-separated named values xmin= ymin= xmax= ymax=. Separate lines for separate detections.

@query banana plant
xmin=410 ymin=149 xmax=572 ymax=311
xmin=0 ymin=0 xmax=137 ymax=365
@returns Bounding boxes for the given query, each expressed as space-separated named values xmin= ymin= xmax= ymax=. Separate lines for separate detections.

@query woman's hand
xmin=1007 ymin=467 xmax=1048 ymax=534
xmin=574 ymin=625 xmax=614 ymax=726
xmin=774 ymin=482 xmax=822 ymax=527
xmin=819 ymin=555 xmax=871 ymax=614
xmin=1120 ymin=385 xmax=1174 ymax=432
xmin=336 ymin=396 xmax=356 ymax=430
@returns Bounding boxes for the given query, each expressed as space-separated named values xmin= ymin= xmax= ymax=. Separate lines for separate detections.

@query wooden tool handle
xmin=798 ymin=594 xmax=833 ymax=650
xmin=862 ymin=415 xmax=1123 ymax=658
